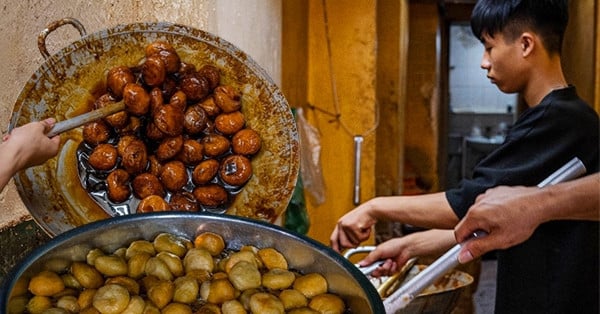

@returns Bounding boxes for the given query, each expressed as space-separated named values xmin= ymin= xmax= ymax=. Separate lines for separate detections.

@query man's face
xmin=479 ymin=32 xmax=526 ymax=94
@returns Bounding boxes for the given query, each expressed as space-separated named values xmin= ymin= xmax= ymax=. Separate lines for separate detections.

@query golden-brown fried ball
xmin=106 ymin=66 xmax=135 ymax=99
xmin=261 ymin=268 xmax=295 ymax=290
xmin=94 ymin=255 xmax=128 ymax=277
xmin=95 ymin=93 xmax=128 ymax=129
xmin=145 ymin=41 xmax=180 ymax=74
xmin=248 ymin=292 xmax=285 ymax=314
xmin=213 ymin=85 xmax=241 ymax=113
xmin=83 ymin=120 xmax=111 ymax=146
xmin=180 ymin=72 xmax=211 ymax=102
xmin=293 ymin=273 xmax=328 ymax=298
xmin=142 ymin=54 xmax=166 ymax=87
xmin=257 ymin=248 xmax=288 ymax=270
xmin=145 ymin=121 xmax=166 ymax=141
xmin=193 ymin=184 xmax=228 ymax=207
xmin=147 ymin=155 xmax=164 ymax=177
xmin=123 ymin=83 xmax=151 ymax=116
xmin=219 ymin=155 xmax=252 ymax=186
xmin=308 ymin=294 xmax=345 ymax=314
xmin=149 ymin=87 xmax=164 ymax=114
xmin=214 ymin=111 xmax=245 ymax=135
xmin=177 ymin=139 xmax=204 ymax=165
xmin=71 ymin=262 xmax=104 ymax=289
xmin=147 ymin=280 xmax=174 ymax=309
xmin=232 ymin=128 xmax=262 ymax=156
xmin=154 ymin=104 xmax=185 ymax=136
xmin=169 ymin=90 xmax=188 ymax=112
xmin=28 ymin=270 xmax=65 ymax=297
xmin=202 ymin=134 xmax=231 ymax=157
xmin=132 ymin=173 xmax=165 ymax=199
xmin=192 ymin=159 xmax=219 ymax=185
xmin=193 ymin=232 xmax=225 ymax=256
xmin=169 ymin=192 xmax=199 ymax=212
xmin=156 ymin=135 xmax=184 ymax=161
xmin=88 ymin=144 xmax=118 ymax=171
xmin=183 ymin=105 xmax=208 ymax=135
xmin=120 ymin=138 xmax=148 ymax=175
xmin=106 ymin=169 xmax=131 ymax=203
xmin=198 ymin=96 xmax=221 ymax=118
xmin=159 ymin=160 xmax=188 ymax=192
xmin=137 ymin=195 xmax=169 ymax=213
xmin=198 ymin=64 xmax=221 ymax=90
xmin=279 ymin=289 xmax=308 ymax=310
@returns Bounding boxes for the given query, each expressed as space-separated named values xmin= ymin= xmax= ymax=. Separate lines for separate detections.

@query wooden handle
xmin=47 ymin=101 xmax=125 ymax=137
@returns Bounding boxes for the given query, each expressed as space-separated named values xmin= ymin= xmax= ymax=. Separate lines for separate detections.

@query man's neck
xmin=522 ymin=56 xmax=567 ymax=107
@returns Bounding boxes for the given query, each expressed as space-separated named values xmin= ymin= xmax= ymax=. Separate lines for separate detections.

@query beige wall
xmin=0 ymin=0 xmax=282 ymax=228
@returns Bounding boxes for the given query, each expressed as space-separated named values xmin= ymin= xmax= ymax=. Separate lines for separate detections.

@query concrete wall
xmin=0 ymin=0 xmax=282 ymax=228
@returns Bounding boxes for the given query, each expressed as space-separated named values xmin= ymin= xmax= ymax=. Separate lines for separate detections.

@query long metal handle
xmin=384 ymin=157 xmax=587 ymax=312
xmin=353 ymin=135 xmax=364 ymax=205
xmin=46 ymin=101 xmax=125 ymax=137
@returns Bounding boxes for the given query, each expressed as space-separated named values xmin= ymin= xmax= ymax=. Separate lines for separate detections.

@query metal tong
xmin=383 ymin=157 xmax=587 ymax=312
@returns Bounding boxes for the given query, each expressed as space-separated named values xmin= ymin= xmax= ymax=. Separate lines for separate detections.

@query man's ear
xmin=520 ymin=32 xmax=535 ymax=57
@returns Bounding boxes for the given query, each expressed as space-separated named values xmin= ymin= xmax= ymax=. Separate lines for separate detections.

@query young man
xmin=0 ymin=118 xmax=60 ymax=191
xmin=330 ymin=0 xmax=599 ymax=313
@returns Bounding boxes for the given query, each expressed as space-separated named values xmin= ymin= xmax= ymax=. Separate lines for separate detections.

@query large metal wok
xmin=9 ymin=20 xmax=299 ymax=236
xmin=0 ymin=212 xmax=385 ymax=313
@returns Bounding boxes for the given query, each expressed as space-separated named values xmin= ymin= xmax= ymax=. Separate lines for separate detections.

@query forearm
xmin=369 ymin=192 xmax=460 ymax=229
xmin=535 ymin=173 xmax=600 ymax=222
xmin=0 ymin=142 xmax=19 ymax=191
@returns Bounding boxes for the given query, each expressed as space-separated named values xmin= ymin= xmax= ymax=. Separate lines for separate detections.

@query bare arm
xmin=330 ymin=192 xmax=459 ymax=252
xmin=0 ymin=119 xmax=60 ymax=191
xmin=455 ymin=173 xmax=600 ymax=263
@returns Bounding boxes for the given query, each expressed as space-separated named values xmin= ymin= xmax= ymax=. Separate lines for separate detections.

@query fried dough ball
xmin=192 ymin=159 xmax=219 ymax=185
xmin=257 ymin=248 xmax=288 ymax=270
xmin=147 ymin=280 xmax=174 ymax=309
xmin=184 ymin=105 xmax=208 ymax=135
xmin=145 ymin=41 xmax=181 ymax=74
xmin=149 ymin=87 xmax=164 ymax=113
xmin=156 ymin=135 xmax=184 ymax=161
xmin=119 ymin=116 xmax=143 ymax=136
xmin=120 ymin=139 xmax=148 ymax=175
xmin=142 ymin=302 xmax=160 ymax=314
xmin=293 ymin=273 xmax=328 ymax=298
xmin=232 ymin=128 xmax=261 ymax=156
xmin=106 ymin=169 xmax=131 ymax=203
xmin=193 ymin=184 xmax=228 ymax=207
xmin=162 ymin=303 xmax=192 ymax=314
xmin=86 ymin=249 xmax=105 ymax=266
xmin=200 ymin=278 xmax=237 ymax=304
xmin=127 ymin=252 xmax=152 ymax=279
xmin=71 ymin=262 xmax=104 ymax=289
xmin=83 ymin=120 xmax=112 ymax=146
xmin=173 ymin=276 xmax=199 ymax=304
xmin=26 ymin=295 xmax=53 ymax=314
xmin=193 ymin=232 xmax=225 ymax=256
xmin=92 ymin=284 xmax=130 ymax=314
xmin=132 ymin=173 xmax=165 ymax=199
xmin=224 ymin=251 xmax=259 ymax=273
xmin=288 ymin=308 xmax=319 ymax=314
xmin=157 ymin=251 xmax=184 ymax=277
xmin=147 ymin=155 xmax=163 ymax=177
xmin=177 ymin=139 xmax=204 ymax=165
xmin=126 ymin=240 xmax=156 ymax=259
xmin=215 ymin=111 xmax=245 ymax=135
xmin=221 ymin=300 xmax=246 ymax=314
xmin=308 ymin=294 xmax=345 ymax=314
xmin=198 ymin=64 xmax=221 ymax=90
xmin=213 ymin=86 xmax=241 ymax=113
xmin=198 ymin=96 xmax=222 ymax=118
xmin=183 ymin=248 xmax=214 ymax=273
xmin=169 ymin=90 xmax=188 ymax=112
xmin=159 ymin=160 xmax=188 ymax=192
xmin=121 ymin=295 xmax=145 ymax=314
xmin=28 ymin=270 xmax=65 ymax=296
xmin=202 ymin=133 xmax=230 ymax=157
xmin=94 ymin=255 xmax=128 ymax=277
xmin=88 ymin=144 xmax=118 ymax=171
xmin=169 ymin=192 xmax=199 ymax=212
xmin=196 ymin=303 xmax=222 ymax=314
xmin=144 ymin=256 xmax=174 ymax=281
xmin=180 ymin=71 xmax=211 ymax=102
xmin=105 ymin=276 xmax=140 ymax=296
xmin=178 ymin=62 xmax=196 ymax=75
xmin=137 ymin=195 xmax=169 ymax=213
xmin=123 ymin=83 xmax=151 ymax=116
xmin=154 ymin=104 xmax=185 ymax=136
xmin=249 ymin=292 xmax=285 ymax=314
xmin=219 ymin=155 xmax=252 ymax=186
xmin=117 ymin=135 xmax=135 ymax=157
xmin=154 ymin=232 xmax=192 ymax=258
xmin=106 ymin=66 xmax=135 ymax=99
xmin=77 ymin=288 xmax=97 ymax=310
xmin=62 ymin=273 xmax=83 ymax=290
xmin=279 ymin=289 xmax=308 ymax=310
xmin=95 ymin=93 xmax=129 ymax=129
xmin=262 ymin=269 xmax=295 ymax=290
xmin=228 ymin=261 xmax=261 ymax=291
xmin=141 ymin=54 xmax=166 ymax=87
xmin=145 ymin=121 xmax=166 ymax=141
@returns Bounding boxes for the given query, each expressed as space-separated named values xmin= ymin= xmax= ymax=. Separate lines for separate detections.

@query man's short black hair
xmin=470 ymin=0 xmax=569 ymax=55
